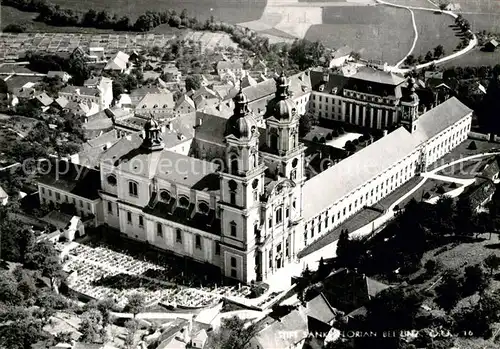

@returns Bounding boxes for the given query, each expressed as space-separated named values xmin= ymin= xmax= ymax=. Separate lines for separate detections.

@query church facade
xmin=37 ymin=71 xmax=472 ymax=284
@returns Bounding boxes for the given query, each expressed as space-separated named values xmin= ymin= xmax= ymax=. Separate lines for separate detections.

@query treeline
xmin=3 ymin=0 xmax=271 ymax=54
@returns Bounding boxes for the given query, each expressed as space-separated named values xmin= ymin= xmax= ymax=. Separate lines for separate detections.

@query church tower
xmin=262 ymin=72 xmax=306 ymax=185
xmin=219 ymin=88 xmax=266 ymax=283
xmin=257 ymin=72 xmax=306 ymax=280
xmin=400 ymin=77 xmax=420 ymax=134
xmin=141 ymin=115 xmax=164 ymax=151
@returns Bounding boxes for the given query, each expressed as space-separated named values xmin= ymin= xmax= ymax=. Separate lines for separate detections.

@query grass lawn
xmin=298 ymin=207 xmax=382 ymax=258
xmin=412 ymin=10 xmax=461 ymax=59
xmin=397 ymin=178 xmax=458 ymax=208
xmin=453 ymin=0 xmax=500 ymax=14
xmin=439 ymin=47 xmax=500 ymax=68
xmin=436 ymin=156 xmax=493 ymax=179
xmin=465 ymin=13 xmax=500 ymax=33
xmin=427 ymin=139 xmax=500 ymax=171
xmin=305 ymin=6 xmax=413 ymax=64
xmin=375 ymin=176 xmax=425 ymax=210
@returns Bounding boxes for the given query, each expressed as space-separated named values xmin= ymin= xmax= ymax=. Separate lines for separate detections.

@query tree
xmin=169 ymin=15 xmax=182 ymax=28
xmin=185 ymin=75 xmax=201 ymax=91
xmin=434 ymin=45 xmax=445 ymax=58
xmin=112 ymin=81 xmax=124 ymax=99
xmin=436 ymin=269 xmax=463 ymax=310
xmin=24 ymin=240 xmax=64 ymax=291
xmin=463 ymin=265 xmax=489 ymax=296
xmin=405 ymin=54 xmax=416 ymax=66
xmin=483 ymin=254 xmax=500 ymax=276
xmin=79 ymin=309 xmax=105 ymax=343
xmin=336 ymin=229 xmax=350 ymax=264
xmin=125 ymin=293 xmax=145 ymax=318
xmin=207 ymin=316 xmax=257 ymax=349
xmin=299 ymin=112 xmax=316 ymax=137
xmin=425 ymin=51 xmax=434 ymax=62
xmin=124 ymin=319 xmax=139 ymax=349
xmin=3 ymin=24 xmax=26 ymax=33
xmin=468 ymin=140 xmax=477 ymax=150
xmin=454 ymin=197 xmax=475 ymax=236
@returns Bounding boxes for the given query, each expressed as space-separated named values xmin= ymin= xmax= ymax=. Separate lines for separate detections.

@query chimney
xmin=383 ymin=129 xmax=388 ymax=137
xmin=323 ymin=69 xmax=329 ymax=83
xmin=75 ymin=88 xmax=80 ymax=95
xmin=167 ymin=123 xmax=173 ymax=131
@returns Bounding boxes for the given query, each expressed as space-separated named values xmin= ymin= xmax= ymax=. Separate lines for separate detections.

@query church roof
xmin=101 ymin=131 xmax=217 ymax=188
xmin=303 ymin=97 xmax=472 ymax=220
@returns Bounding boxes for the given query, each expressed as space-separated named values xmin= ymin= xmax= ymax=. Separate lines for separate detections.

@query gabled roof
xmin=306 ymin=293 xmax=338 ymax=325
xmin=60 ymin=85 xmax=99 ymax=96
xmin=136 ymin=92 xmax=175 ymax=110
xmin=53 ymin=96 xmax=69 ymax=108
xmin=351 ymin=66 xmax=405 ymax=86
xmin=216 ymin=60 xmax=243 ymax=70
xmin=461 ymin=178 xmax=496 ymax=209
xmin=488 ymin=39 xmax=499 ymax=47
xmin=104 ymin=51 xmax=130 ymax=71
xmin=0 ymin=185 xmax=8 ymax=199
xmin=34 ymin=92 xmax=53 ymax=106
xmin=303 ymin=97 xmax=472 ymax=220
xmin=478 ymin=156 xmax=500 ymax=180
xmin=255 ymin=307 xmax=309 ymax=349
xmin=38 ymin=161 xmax=101 ymax=200
xmin=174 ymin=94 xmax=195 ymax=111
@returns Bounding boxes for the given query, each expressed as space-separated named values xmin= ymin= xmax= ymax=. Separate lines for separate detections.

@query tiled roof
xmin=461 ymin=178 xmax=496 ymax=209
xmin=174 ymin=94 xmax=195 ymax=111
xmin=351 ymin=66 xmax=406 ymax=86
xmin=216 ymin=60 xmax=243 ymax=70
xmin=306 ymin=293 xmax=338 ymax=325
xmin=38 ymin=161 xmax=101 ymax=200
xmin=255 ymin=308 xmax=309 ymax=349
xmin=194 ymin=112 xmax=230 ymax=145
xmin=302 ymin=97 xmax=472 ymax=220
xmin=136 ymin=92 xmax=175 ymax=109
xmin=53 ymin=96 xmax=69 ymax=108
xmin=104 ymin=51 xmax=129 ymax=70
xmin=35 ymin=92 xmax=53 ymax=106
xmin=60 ymin=85 xmax=99 ymax=96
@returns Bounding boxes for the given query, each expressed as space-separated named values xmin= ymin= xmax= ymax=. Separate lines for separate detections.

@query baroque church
xmin=37 ymin=70 xmax=473 ymax=283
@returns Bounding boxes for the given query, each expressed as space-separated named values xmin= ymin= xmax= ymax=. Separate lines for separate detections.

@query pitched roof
xmin=461 ymin=178 xmax=496 ymax=209
xmin=0 ymin=185 xmax=8 ymax=199
xmin=38 ymin=161 xmax=101 ymax=200
xmin=255 ymin=308 xmax=309 ymax=349
xmin=53 ymin=96 xmax=69 ymax=108
xmin=35 ymin=92 xmax=53 ymax=106
xmin=216 ymin=60 xmax=243 ymax=70
xmin=306 ymin=293 xmax=338 ymax=325
xmin=104 ymin=51 xmax=129 ymax=70
xmin=174 ymin=94 xmax=195 ymax=111
xmin=60 ymin=85 xmax=99 ymax=96
xmin=351 ymin=66 xmax=405 ymax=86
xmin=302 ymin=97 xmax=472 ymax=220
xmin=136 ymin=92 xmax=175 ymax=109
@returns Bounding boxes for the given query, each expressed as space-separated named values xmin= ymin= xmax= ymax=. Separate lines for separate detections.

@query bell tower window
xmin=230 ymin=221 xmax=237 ymax=237
xmin=230 ymin=155 xmax=238 ymax=174
xmin=228 ymin=180 xmax=237 ymax=205
xmin=270 ymin=133 xmax=278 ymax=150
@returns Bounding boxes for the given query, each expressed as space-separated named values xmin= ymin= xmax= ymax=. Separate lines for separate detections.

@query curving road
xmin=376 ymin=0 xmax=478 ymax=72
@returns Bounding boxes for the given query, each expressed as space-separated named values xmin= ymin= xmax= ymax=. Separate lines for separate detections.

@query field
xmin=440 ymin=47 xmax=500 ymax=67
xmin=305 ymin=5 xmax=414 ymax=64
xmin=37 ymin=0 xmax=266 ymax=23
xmin=412 ymin=10 xmax=461 ymax=58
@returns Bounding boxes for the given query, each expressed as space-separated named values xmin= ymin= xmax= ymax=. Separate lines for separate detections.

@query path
xmin=394 ymin=7 xmax=418 ymax=68
xmin=376 ymin=0 xmax=477 ymax=72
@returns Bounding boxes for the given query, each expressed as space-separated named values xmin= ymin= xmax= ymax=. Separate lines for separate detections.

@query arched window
xmin=230 ymin=221 xmax=237 ymax=237
xmin=230 ymin=155 xmax=238 ymax=174
xmin=107 ymin=175 xmax=117 ymax=186
xmin=198 ymin=201 xmax=210 ymax=214
xmin=160 ymin=190 xmax=171 ymax=201
xmin=179 ymin=196 xmax=190 ymax=208
xmin=252 ymin=153 xmax=257 ymax=168
xmin=252 ymin=179 xmax=259 ymax=189
xmin=270 ymin=133 xmax=279 ymax=150
xmin=128 ymin=181 xmax=138 ymax=197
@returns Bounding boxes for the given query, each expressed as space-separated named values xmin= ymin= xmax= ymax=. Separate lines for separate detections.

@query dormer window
xmin=179 ymin=196 xmax=190 ymax=208
xmin=153 ymin=104 xmax=158 ymax=108
xmin=198 ymin=201 xmax=210 ymax=214
xmin=160 ymin=190 xmax=171 ymax=202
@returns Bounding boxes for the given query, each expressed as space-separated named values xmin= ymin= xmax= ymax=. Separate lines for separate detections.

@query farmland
xmin=3 ymin=0 xmax=267 ymax=24
xmin=412 ymin=10 xmax=461 ymax=58
xmin=305 ymin=6 xmax=414 ymax=64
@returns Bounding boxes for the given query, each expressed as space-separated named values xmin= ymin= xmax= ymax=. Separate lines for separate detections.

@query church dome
xmin=272 ymin=98 xmax=297 ymax=121
xmin=225 ymin=113 xmax=257 ymax=139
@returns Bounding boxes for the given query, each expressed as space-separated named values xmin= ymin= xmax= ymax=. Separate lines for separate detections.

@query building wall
xmin=38 ymin=184 xmax=101 ymax=226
